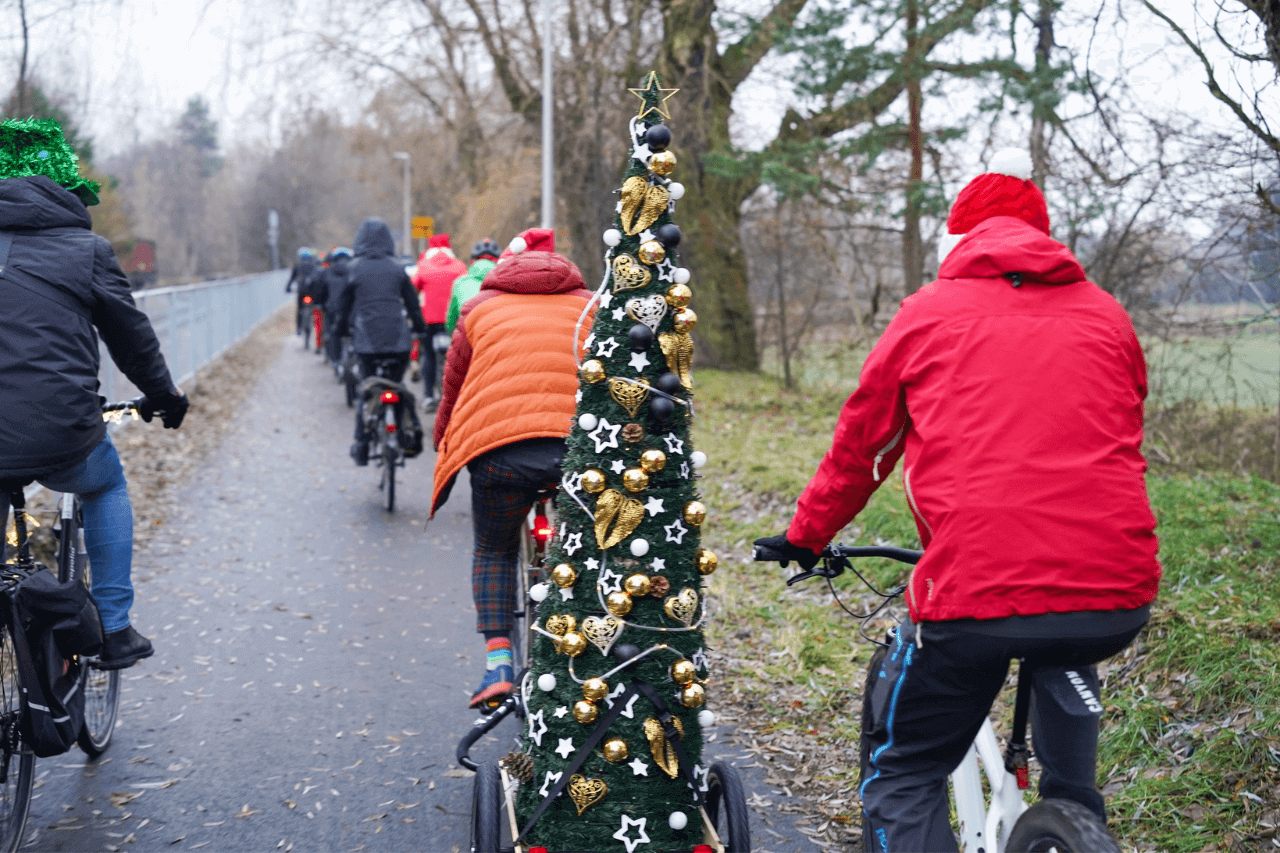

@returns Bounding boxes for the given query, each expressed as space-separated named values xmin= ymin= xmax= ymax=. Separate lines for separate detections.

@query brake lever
xmin=784 ymin=555 xmax=849 ymax=587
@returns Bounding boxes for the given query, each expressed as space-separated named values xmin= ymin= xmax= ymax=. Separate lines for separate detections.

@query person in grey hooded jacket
xmin=334 ymin=217 xmax=427 ymax=464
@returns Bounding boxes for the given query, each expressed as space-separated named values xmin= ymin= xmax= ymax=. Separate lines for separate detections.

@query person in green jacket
xmin=444 ymin=238 xmax=501 ymax=334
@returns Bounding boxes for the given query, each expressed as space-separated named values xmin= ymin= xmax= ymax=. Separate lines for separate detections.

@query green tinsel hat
xmin=0 ymin=117 xmax=100 ymax=206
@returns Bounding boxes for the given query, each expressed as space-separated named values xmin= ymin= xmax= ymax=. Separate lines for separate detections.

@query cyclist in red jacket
xmin=411 ymin=233 xmax=466 ymax=407
xmin=757 ymin=150 xmax=1160 ymax=851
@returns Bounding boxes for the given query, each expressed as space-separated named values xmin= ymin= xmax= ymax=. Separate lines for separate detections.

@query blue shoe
xmin=469 ymin=664 xmax=514 ymax=712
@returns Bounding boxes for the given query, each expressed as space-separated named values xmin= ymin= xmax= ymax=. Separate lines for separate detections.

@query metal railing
xmin=98 ymin=269 xmax=291 ymax=401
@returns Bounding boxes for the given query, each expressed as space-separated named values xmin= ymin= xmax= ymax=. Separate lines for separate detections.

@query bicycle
xmin=0 ymin=399 xmax=138 ymax=852
xmin=356 ymin=358 xmax=420 ymax=512
xmin=509 ymin=493 xmax=554 ymax=678
xmin=752 ymin=542 xmax=1122 ymax=853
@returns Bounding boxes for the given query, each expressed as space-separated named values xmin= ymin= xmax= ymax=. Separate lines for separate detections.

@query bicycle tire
xmin=0 ymin=625 xmax=33 ymax=853
xmin=470 ymin=763 xmax=502 ymax=853
xmin=1004 ymin=798 xmax=1121 ymax=852
xmin=384 ymin=443 xmax=397 ymax=513
xmin=510 ymin=514 xmax=536 ymax=675
xmin=705 ymin=762 xmax=751 ymax=852
xmin=58 ymin=498 xmax=120 ymax=758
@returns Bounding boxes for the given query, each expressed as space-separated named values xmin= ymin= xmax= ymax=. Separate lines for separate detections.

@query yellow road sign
xmin=411 ymin=216 xmax=434 ymax=238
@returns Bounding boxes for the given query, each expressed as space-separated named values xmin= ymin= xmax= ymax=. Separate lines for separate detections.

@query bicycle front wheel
xmin=705 ymin=762 xmax=751 ymax=852
xmin=470 ymin=763 xmax=502 ymax=853
xmin=0 ymin=626 xmax=33 ymax=853
xmin=1005 ymin=799 xmax=1120 ymax=852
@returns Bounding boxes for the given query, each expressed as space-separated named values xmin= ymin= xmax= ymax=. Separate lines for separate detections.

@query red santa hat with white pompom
xmin=937 ymin=149 xmax=1049 ymax=263
xmin=500 ymin=228 xmax=555 ymax=260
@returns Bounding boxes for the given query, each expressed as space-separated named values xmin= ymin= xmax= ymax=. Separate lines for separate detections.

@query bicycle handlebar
xmin=752 ymin=542 xmax=922 ymax=587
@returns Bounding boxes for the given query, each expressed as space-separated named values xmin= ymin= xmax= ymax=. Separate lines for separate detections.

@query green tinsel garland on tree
xmin=0 ymin=117 xmax=99 ymax=205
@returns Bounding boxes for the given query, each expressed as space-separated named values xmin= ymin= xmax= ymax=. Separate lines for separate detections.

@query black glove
xmin=140 ymin=390 xmax=190 ymax=429
xmin=752 ymin=534 xmax=822 ymax=571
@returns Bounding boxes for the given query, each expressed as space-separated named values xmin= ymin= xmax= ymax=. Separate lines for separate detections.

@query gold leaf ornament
xmin=663 ymin=587 xmax=699 ymax=627
xmin=567 ymin=775 xmax=608 ymax=815
xmin=618 ymin=176 xmax=671 ymax=236
xmin=658 ymin=332 xmax=694 ymax=390
xmin=611 ymin=253 xmax=651 ymax=293
xmin=608 ymin=378 xmax=650 ymax=419
xmin=581 ymin=615 xmax=624 ymax=656
xmin=593 ymin=489 xmax=645 ymax=550
xmin=643 ymin=716 xmax=685 ymax=779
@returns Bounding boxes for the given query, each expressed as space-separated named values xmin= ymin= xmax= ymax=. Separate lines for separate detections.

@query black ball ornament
xmin=655 ymin=372 xmax=684 ymax=396
xmin=656 ymin=223 xmax=682 ymax=248
xmin=629 ymin=323 xmax=654 ymax=351
xmin=644 ymin=124 xmax=671 ymax=152
xmin=650 ymin=395 xmax=675 ymax=422
xmin=612 ymin=642 xmax=642 ymax=662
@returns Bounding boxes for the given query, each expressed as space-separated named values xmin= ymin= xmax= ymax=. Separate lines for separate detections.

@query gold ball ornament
xmin=605 ymin=591 xmax=634 ymax=617
xmin=621 ymin=468 xmax=649 ymax=493
xmin=673 ymin=308 xmax=698 ymax=334
xmin=639 ymin=449 xmax=666 ymax=473
xmin=559 ymin=631 xmax=587 ymax=657
xmin=696 ymin=548 xmax=719 ymax=576
xmin=545 ymin=613 xmax=577 ymax=636
xmin=683 ymin=501 xmax=708 ymax=526
xmin=579 ymin=359 xmax=607 ymax=384
xmin=602 ymin=738 xmax=629 ymax=763
xmin=665 ymin=283 xmax=692 ymax=309
xmin=649 ymin=150 xmax=677 ymax=177
xmin=624 ymin=573 xmax=652 ymax=597
xmin=581 ymin=469 xmax=607 ymax=494
xmin=582 ymin=678 xmax=609 ymax=702
xmin=680 ymin=682 xmax=706 ymax=708
xmin=671 ymin=659 xmax=698 ymax=685
xmin=551 ymin=563 xmax=578 ymax=589
xmin=637 ymin=240 xmax=666 ymax=265
xmin=573 ymin=700 xmax=599 ymax=724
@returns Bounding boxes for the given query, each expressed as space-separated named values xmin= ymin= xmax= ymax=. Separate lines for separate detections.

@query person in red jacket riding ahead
xmin=412 ymin=233 xmax=467 ymax=406
xmin=756 ymin=150 xmax=1160 ymax=852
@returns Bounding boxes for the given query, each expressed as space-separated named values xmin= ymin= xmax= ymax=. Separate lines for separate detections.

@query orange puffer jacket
xmin=431 ymin=250 xmax=592 ymax=514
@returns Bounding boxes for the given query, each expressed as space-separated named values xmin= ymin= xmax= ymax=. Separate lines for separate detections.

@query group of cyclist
xmin=1 ymin=119 xmax=1161 ymax=851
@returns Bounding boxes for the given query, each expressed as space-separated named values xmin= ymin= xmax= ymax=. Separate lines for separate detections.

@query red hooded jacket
xmin=788 ymin=216 xmax=1161 ymax=623
xmin=413 ymin=247 xmax=467 ymax=324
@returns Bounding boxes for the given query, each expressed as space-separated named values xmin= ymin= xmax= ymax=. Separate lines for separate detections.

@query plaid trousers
xmin=468 ymin=448 xmax=561 ymax=634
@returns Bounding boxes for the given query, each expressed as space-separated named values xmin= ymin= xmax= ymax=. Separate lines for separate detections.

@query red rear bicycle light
xmin=381 ymin=391 xmax=400 ymax=404
xmin=302 ymin=295 xmax=312 ymax=304
xmin=385 ymin=423 xmax=397 ymax=433
xmin=533 ymin=514 xmax=552 ymax=544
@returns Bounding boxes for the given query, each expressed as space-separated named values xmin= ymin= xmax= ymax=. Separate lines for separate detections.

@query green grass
xmin=692 ymin=367 xmax=1280 ymax=851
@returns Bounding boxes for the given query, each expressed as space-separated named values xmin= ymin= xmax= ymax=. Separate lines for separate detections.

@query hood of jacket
xmin=938 ymin=216 xmax=1085 ymax=285
xmin=482 ymin=250 xmax=584 ymax=295
xmin=0 ymin=175 xmax=91 ymax=231
xmin=353 ymin=217 xmax=396 ymax=259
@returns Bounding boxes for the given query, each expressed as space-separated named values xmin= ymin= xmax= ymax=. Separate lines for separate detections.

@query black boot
xmin=98 ymin=625 xmax=154 ymax=670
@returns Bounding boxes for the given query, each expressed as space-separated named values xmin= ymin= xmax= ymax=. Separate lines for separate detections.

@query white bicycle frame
xmin=950 ymin=717 xmax=1028 ymax=853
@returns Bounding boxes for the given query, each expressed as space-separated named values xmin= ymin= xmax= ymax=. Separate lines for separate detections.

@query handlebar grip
xmin=752 ymin=543 xmax=789 ymax=562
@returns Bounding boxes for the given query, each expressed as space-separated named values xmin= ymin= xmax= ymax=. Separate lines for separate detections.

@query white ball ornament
xmin=529 ymin=582 xmax=550 ymax=603
xmin=672 ymin=267 xmax=691 ymax=285
xmin=668 ymin=811 xmax=688 ymax=830
xmin=603 ymin=229 xmax=622 ymax=247
xmin=538 ymin=673 xmax=557 ymax=692
xmin=668 ymin=182 xmax=686 ymax=200
xmin=578 ymin=413 xmax=599 ymax=431
xmin=629 ymin=538 xmax=650 ymax=557
xmin=691 ymin=450 xmax=707 ymax=469
xmin=698 ymin=709 xmax=716 ymax=728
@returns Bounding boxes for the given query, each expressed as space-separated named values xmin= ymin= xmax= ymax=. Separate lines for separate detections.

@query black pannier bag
xmin=3 ymin=566 xmax=104 ymax=757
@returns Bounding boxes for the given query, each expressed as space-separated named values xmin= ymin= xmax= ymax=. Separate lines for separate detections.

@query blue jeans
xmin=37 ymin=438 xmax=134 ymax=633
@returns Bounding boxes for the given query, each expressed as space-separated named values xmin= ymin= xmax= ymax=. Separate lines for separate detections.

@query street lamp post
xmin=392 ymin=151 xmax=411 ymax=260
xmin=540 ymin=0 xmax=554 ymax=229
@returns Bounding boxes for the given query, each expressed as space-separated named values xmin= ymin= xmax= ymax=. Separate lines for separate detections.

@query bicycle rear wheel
xmin=470 ymin=763 xmax=502 ymax=853
xmin=1005 ymin=798 xmax=1121 ymax=852
xmin=0 ymin=625 xmax=33 ymax=853
xmin=510 ymin=513 xmax=536 ymax=676
xmin=382 ymin=443 xmax=397 ymax=513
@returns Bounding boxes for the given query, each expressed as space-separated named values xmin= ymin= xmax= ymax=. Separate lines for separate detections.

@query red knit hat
xmin=428 ymin=233 xmax=451 ymax=249
xmin=939 ymin=150 xmax=1048 ymax=261
xmin=504 ymin=228 xmax=555 ymax=257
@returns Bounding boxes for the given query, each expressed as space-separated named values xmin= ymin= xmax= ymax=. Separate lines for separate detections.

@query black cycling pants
xmin=420 ymin=323 xmax=446 ymax=399
xmin=859 ymin=616 xmax=1143 ymax=852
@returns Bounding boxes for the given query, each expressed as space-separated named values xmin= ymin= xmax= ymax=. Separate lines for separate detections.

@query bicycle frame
xmin=952 ymin=718 xmax=1026 ymax=852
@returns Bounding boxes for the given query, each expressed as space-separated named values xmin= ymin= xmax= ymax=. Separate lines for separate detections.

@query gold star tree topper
xmin=628 ymin=71 xmax=679 ymax=121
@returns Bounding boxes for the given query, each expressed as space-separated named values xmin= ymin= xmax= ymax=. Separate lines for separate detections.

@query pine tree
xmin=512 ymin=72 xmax=718 ymax=852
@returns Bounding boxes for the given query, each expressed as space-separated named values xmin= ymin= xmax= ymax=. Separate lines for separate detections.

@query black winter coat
xmin=321 ymin=256 xmax=352 ymax=315
xmin=336 ymin=218 xmax=426 ymax=354
xmin=286 ymin=255 xmax=319 ymax=293
xmin=0 ymin=176 xmax=174 ymax=479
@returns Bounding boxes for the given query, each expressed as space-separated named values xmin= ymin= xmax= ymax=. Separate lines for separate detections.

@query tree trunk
xmin=775 ymin=196 xmax=792 ymax=388
xmin=658 ymin=0 xmax=759 ymax=370
xmin=902 ymin=0 xmax=924 ymax=295
xmin=1030 ymin=0 xmax=1056 ymax=188
xmin=17 ymin=0 xmax=29 ymax=116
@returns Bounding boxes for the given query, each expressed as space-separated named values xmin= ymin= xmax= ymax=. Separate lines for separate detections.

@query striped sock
xmin=485 ymin=637 xmax=513 ymax=671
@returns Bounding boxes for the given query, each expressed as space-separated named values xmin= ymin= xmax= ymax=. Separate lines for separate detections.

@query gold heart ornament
xmin=611 ymin=253 xmax=651 ymax=293
xmin=608 ymin=378 xmax=650 ymax=418
xmin=658 ymin=332 xmax=694 ymax=390
xmin=663 ymin=587 xmax=699 ymax=627
xmin=643 ymin=717 xmax=686 ymax=779
xmin=545 ymin=614 xmax=576 ymax=636
xmin=619 ymin=175 xmax=670 ymax=236
xmin=594 ymin=489 xmax=645 ymax=550
xmin=567 ymin=774 xmax=608 ymax=815
xmin=581 ymin=615 xmax=623 ymax=656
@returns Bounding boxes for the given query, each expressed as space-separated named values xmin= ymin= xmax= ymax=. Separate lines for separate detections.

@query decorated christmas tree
xmin=510 ymin=72 xmax=717 ymax=852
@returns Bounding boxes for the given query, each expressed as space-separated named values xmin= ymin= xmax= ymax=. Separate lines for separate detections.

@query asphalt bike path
xmin=22 ymin=331 xmax=815 ymax=852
